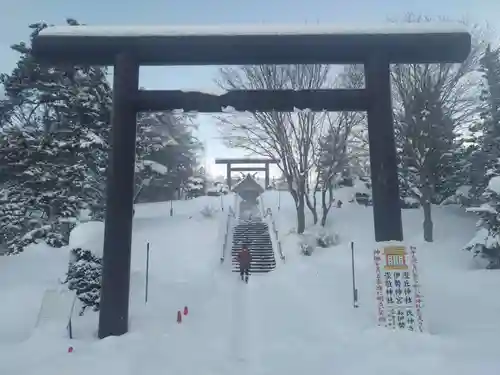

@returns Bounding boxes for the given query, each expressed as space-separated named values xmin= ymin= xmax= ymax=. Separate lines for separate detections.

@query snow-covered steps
xmin=231 ymin=220 xmax=276 ymax=273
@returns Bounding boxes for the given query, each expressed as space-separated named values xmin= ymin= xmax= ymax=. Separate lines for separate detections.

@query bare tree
xmin=391 ymin=15 xmax=485 ymax=242
xmin=216 ymin=64 xmax=330 ymax=233
xmin=311 ymin=65 xmax=366 ymax=226
xmin=313 ymin=113 xmax=355 ymax=225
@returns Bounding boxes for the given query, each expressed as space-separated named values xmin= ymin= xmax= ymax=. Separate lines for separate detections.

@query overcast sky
xmin=1 ymin=0 xmax=498 ymax=177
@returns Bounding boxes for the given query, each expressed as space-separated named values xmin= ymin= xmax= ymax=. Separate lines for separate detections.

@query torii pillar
xmin=226 ymin=163 xmax=232 ymax=189
xmin=264 ymin=162 xmax=270 ymax=189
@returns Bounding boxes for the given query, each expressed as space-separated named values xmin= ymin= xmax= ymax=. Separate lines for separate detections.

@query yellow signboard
xmin=383 ymin=246 xmax=408 ymax=270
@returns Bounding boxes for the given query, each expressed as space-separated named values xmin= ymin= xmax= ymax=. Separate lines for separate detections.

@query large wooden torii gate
xmin=31 ymin=24 xmax=470 ymax=339
xmin=215 ymin=158 xmax=278 ymax=190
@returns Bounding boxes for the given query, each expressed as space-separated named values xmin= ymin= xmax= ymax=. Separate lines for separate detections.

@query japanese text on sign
xmin=373 ymin=243 xmax=424 ymax=333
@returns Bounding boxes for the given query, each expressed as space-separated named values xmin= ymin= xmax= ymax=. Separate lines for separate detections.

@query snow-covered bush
xmin=354 ymin=192 xmax=372 ymax=206
xmin=316 ymin=229 xmax=340 ymax=248
xmin=64 ymin=247 xmax=102 ymax=315
xmin=43 ymin=230 xmax=66 ymax=248
xmin=400 ymin=196 xmax=420 ymax=209
xmin=5 ymin=223 xmax=66 ymax=255
xmin=200 ymin=205 xmax=216 ymax=218
xmin=186 ymin=176 xmax=205 ymax=199
xmin=299 ymin=233 xmax=317 ymax=256
xmin=441 ymin=185 xmax=473 ymax=206
xmin=300 ymin=241 xmax=315 ymax=256
xmin=464 ymin=177 xmax=500 ymax=269
xmin=299 ymin=226 xmax=340 ymax=255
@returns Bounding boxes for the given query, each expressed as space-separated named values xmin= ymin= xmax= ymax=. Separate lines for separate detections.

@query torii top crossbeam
xmin=32 ymin=23 xmax=470 ymax=66
xmin=214 ymin=158 xmax=279 ymax=164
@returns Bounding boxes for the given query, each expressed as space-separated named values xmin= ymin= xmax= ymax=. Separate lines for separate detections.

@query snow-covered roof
xmin=32 ymin=23 xmax=471 ymax=66
xmin=39 ymin=23 xmax=468 ymax=38
xmin=232 ymin=174 xmax=265 ymax=195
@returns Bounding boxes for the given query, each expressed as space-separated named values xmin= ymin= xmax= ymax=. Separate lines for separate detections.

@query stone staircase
xmin=231 ymin=218 xmax=276 ymax=273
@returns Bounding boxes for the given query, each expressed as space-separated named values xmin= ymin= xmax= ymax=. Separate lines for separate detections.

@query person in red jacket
xmin=238 ymin=244 xmax=252 ymax=283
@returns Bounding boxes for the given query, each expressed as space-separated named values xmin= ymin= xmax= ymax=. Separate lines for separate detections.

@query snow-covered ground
xmin=1 ymin=185 xmax=500 ymax=375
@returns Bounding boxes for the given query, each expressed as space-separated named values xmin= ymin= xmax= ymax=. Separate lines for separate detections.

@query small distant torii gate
xmin=215 ymin=158 xmax=278 ymax=190
xmin=31 ymin=23 xmax=470 ymax=339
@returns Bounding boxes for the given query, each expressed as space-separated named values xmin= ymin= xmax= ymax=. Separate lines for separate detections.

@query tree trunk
xmin=287 ymin=180 xmax=306 ymax=234
xmin=304 ymin=173 xmax=318 ymax=225
xmin=305 ymin=192 xmax=318 ymax=225
xmin=320 ymin=189 xmax=329 ymax=226
xmin=297 ymin=192 xmax=306 ymax=234
xmin=422 ymin=200 xmax=433 ymax=242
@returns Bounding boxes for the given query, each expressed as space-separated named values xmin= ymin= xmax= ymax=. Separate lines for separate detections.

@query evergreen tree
xmin=0 ymin=20 xmax=201 ymax=253
xmin=64 ymin=247 xmax=102 ymax=314
xmin=135 ymin=112 xmax=201 ymax=202
xmin=465 ymin=176 xmax=500 ymax=269
xmin=465 ymin=45 xmax=500 ymax=268
xmin=396 ymin=87 xmax=457 ymax=241
xmin=473 ymin=45 xmax=500 ymax=195
xmin=439 ymin=139 xmax=478 ymax=206
xmin=0 ymin=19 xmax=112 ymax=252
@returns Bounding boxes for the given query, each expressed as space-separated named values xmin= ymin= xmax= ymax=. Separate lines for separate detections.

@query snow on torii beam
xmin=30 ymin=23 xmax=471 ymax=340
xmin=32 ymin=24 xmax=470 ymax=65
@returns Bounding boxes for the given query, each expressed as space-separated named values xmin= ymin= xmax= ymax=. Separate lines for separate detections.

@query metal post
xmin=351 ymin=241 xmax=358 ymax=308
xmin=278 ymin=190 xmax=281 ymax=211
xmin=227 ymin=163 xmax=232 ymax=190
xmin=98 ymin=53 xmax=139 ymax=339
xmin=265 ymin=162 xmax=270 ymax=189
xmin=220 ymin=194 xmax=224 ymax=211
xmin=365 ymin=56 xmax=403 ymax=242
xmin=145 ymin=242 xmax=150 ymax=304
xmin=170 ymin=200 xmax=173 ymax=216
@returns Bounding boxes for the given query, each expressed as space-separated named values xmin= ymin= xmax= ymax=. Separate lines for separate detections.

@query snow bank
xmin=488 ymin=176 xmax=500 ymax=195
xmin=467 ymin=203 xmax=497 ymax=214
xmin=4 ymin=187 xmax=500 ymax=374
xmin=0 ymin=244 xmax=69 ymax=345
xmin=69 ymin=221 xmax=105 ymax=257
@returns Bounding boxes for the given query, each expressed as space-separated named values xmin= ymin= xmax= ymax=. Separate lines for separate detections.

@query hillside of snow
xmin=1 ymin=186 xmax=500 ymax=375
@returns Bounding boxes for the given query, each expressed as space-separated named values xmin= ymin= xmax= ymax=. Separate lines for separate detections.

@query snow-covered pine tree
xmin=0 ymin=127 xmax=62 ymax=253
xmin=438 ymin=138 xmax=478 ymax=206
xmin=64 ymin=247 xmax=102 ymax=314
xmin=135 ymin=112 xmax=201 ymax=202
xmin=465 ymin=176 xmax=500 ymax=269
xmin=0 ymin=183 xmax=33 ymax=253
xmin=395 ymin=87 xmax=458 ymax=242
xmin=185 ymin=175 xmax=206 ymax=199
xmin=473 ymin=45 xmax=500 ymax=196
xmin=0 ymin=19 xmax=112 ymax=252
xmin=464 ymin=45 xmax=500 ymax=268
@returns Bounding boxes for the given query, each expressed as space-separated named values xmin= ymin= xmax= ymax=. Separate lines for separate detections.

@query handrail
xmin=233 ymin=193 xmax=240 ymax=220
xmin=220 ymin=212 xmax=232 ymax=263
xmin=259 ymin=194 xmax=266 ymax=216
xmin=277 ymin=240 xmax=284 ymax=262
xmin=221 ymin=194 xmax=238 ymax=263
xmin=264 ymin=206 xmax=286 ymax=262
